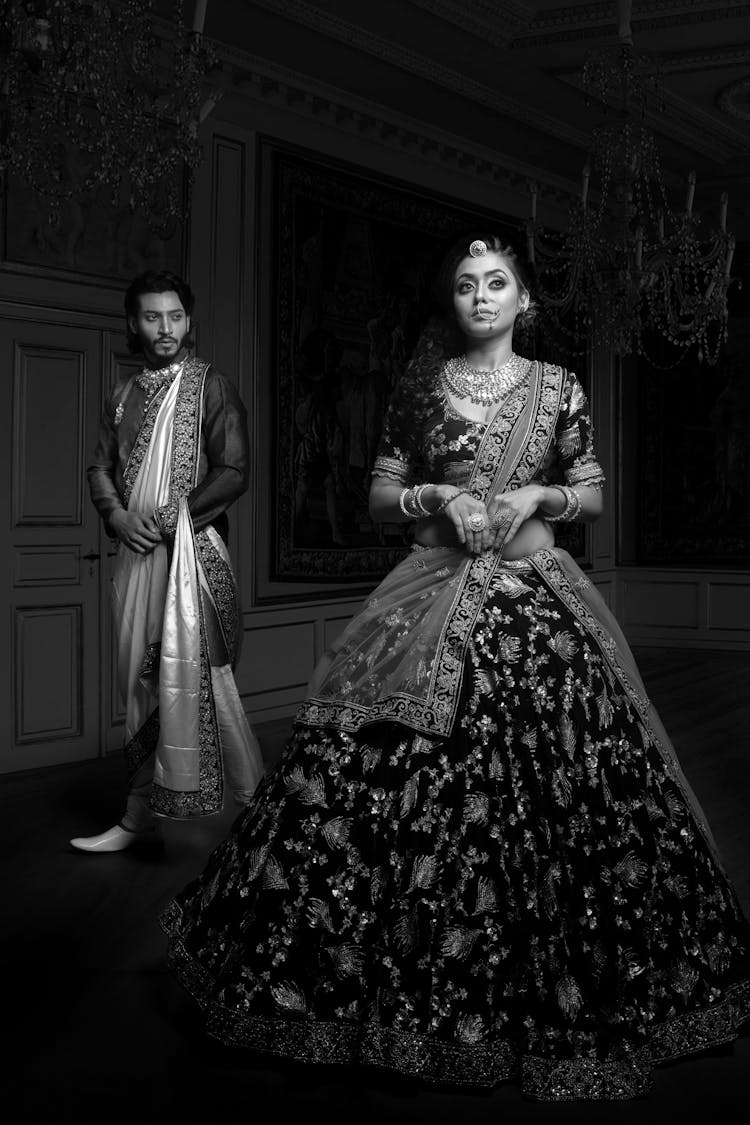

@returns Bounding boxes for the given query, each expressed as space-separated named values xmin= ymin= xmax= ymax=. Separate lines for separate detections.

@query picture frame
xmin=2 ymin=171 xmax=186 ymax=283
xmin=253 ymin=138 xmax=589 ymax=603
xmin=255 ymin=139 xmax=525 ymax=601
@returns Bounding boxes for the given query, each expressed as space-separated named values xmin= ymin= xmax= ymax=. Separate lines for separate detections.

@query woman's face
xmin=451 ymin=250 xmax=526 ymax=342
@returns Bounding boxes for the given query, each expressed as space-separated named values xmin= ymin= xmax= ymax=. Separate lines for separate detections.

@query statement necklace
xmin=114 ymin=358 xmax=187 ymax=427
xmin=135 ymin=357 xmax=186 ymax=401
xmin=443 ymin=352 xmax=527 ymax=407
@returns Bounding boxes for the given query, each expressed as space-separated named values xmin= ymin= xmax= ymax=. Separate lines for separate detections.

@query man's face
xmin=129 ymin=290 xmax=190 ymax=367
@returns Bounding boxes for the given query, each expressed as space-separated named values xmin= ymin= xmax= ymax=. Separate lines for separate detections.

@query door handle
xmin=82 ymin=549 xmax=101 ymax=577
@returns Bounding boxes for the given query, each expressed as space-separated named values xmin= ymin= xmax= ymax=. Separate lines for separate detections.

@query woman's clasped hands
xmin=443 ymin=482 xmax=552 ymax=558
xmin=441 ymin=490 xmax=492 ymax=555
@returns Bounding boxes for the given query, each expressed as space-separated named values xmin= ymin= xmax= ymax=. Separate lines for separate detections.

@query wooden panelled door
xmin=0 ymin=316 xmax=134 ymax=774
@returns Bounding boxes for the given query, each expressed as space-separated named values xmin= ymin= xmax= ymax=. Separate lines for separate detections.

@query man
xmin=70 ymin=270 xmax=264 ymax=853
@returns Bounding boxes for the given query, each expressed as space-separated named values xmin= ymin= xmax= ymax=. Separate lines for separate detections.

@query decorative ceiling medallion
xmin=717 ymin=77 xmax=750 ymax=120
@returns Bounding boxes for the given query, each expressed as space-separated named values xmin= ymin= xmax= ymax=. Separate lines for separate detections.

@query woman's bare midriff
xmin=415 ymin=515 xmax=554 ymax=559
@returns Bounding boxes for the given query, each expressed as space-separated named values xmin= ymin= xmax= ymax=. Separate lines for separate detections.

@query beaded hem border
xmin=159 ymin=914 xmax=750 ymax=1101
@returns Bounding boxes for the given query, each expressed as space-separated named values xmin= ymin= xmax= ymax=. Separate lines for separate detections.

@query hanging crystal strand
xmin=525 ymin=1 xmax=736 ymax=367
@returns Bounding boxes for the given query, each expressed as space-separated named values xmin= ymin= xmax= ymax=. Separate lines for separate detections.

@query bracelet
xmin=398 ymin=483 xmax=439 ymax=519
xmin=434 ymin=487 xmax=471 ymax=516
xmin=413 ymin=483 xmax=431 ymax=517
xmin=568 ymin=486 xmax=582 ymax=521
xmin=398 ymin=488 xmax=419 ymax=519
xmin=542 ymin=484 xmax=581 ymax=523
xmin=399 ymin=484 xmax=433 ymax=520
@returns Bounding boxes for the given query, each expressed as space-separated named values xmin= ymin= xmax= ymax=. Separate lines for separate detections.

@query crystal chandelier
xmin=0 ymin=0 xmax=219 ymax=237
xmin=526 ymin=2 xmax=736 ymax=366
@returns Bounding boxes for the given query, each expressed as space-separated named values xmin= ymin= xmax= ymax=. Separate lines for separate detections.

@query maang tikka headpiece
xmin=469 ymin=239 xmax=488 ymax=258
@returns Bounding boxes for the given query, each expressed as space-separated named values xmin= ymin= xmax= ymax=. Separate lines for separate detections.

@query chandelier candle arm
xmin=199 ymin=89 xmax=224 ymax=123
xmin=725 ymin=235 xmax=736 ymax=278
xmin=527 ymin=181 xmax=538 ymax=265
xmin=685 ymin=171 xmax=696 ymax=215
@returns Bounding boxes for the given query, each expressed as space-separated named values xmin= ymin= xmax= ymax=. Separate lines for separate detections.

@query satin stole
xmin=113 ymin=363 xmax=263 ymax=816
xmin=112 ymin=377 xmax=177 ymax=743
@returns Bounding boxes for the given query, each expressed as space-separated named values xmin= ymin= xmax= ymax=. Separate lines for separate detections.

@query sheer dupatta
xmin=298 ymin=361 xmax=567 ymax=738
xmin=298 ymin=352 xmax=726 ymax=873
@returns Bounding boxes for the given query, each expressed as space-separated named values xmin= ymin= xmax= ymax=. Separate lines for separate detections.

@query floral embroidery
xmin=162 ymin=572 xmax=750 ymax=1096
xmin=159 ymin=349 xmax=750 ymax=1101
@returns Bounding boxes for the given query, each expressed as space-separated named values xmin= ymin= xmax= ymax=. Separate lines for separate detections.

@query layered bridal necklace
xmin=442 ymin=352 xmax=528 ymax=407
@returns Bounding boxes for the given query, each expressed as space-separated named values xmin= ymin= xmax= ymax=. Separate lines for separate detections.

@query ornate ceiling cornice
xmin=248 ymin=0 xmax=588 ymax=148
xmin=661 ymin=44 xmax=750 ymax=71
xmin=406 ymin=0 xmax=532 ymax=46
xmin=512 ymin=1 xmax=750 ymax=48
xmin=660 ymin=89 xmax=750 ymax=160
xmin=556 ymin=57 xmax=750 ymax=163
xmin=209 ymin=41 xmax=577 ymax=217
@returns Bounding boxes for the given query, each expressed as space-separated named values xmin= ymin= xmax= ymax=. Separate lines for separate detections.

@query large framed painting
xmin=2 ymin=170 xmax=185 ymax=282
xmin=254 ymin=139 xmax=525 ymax=601
xmin=638 ymin=248 xmax=750 ymax=564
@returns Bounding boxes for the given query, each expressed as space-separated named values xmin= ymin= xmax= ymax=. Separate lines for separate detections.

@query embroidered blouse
xmin=371 ymin=363 xmax=605 ymax=498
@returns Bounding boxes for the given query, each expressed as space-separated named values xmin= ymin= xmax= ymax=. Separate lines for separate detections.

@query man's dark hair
xmin=124 ymin=270 xmax=196 ymax=354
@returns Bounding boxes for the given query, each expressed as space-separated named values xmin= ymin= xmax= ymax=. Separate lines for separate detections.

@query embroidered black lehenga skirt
xmin=160 ymin=554 xmax=750 ymax=1100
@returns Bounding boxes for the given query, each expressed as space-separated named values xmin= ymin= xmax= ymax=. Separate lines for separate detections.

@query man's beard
xmin=141 ymin=332 xmax=189 ymax=368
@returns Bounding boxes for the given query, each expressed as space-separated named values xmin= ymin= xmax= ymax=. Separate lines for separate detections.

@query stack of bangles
xmin=398 ymin=485 xmax=470 ymax=519
xmin=542 ymin=484 xmax=582 ymax=522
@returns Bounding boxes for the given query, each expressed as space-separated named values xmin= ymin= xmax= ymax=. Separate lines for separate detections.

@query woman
xmin=160 ymin=234 xmax=750 ymax=1100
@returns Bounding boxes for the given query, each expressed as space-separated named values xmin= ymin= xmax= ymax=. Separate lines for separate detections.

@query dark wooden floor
xmin=3 ymin=648 xmax=749 ymax=1124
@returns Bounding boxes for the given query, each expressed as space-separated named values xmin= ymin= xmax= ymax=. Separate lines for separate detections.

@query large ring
xmin=467 ymin=512 xmax=487 ymax=532
xmin=490 ymin=507 xmax=513 ymax=529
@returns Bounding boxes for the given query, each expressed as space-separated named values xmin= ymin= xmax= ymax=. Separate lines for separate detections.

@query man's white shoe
xmin=69 ymin=823 xmax=162 ymax=853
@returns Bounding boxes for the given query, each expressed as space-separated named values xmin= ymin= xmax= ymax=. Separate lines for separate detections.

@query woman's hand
xmin=486 ymin=483 xmax=545 ymax=551
xmin=441 ymin=491 xmax=492 ymax=555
